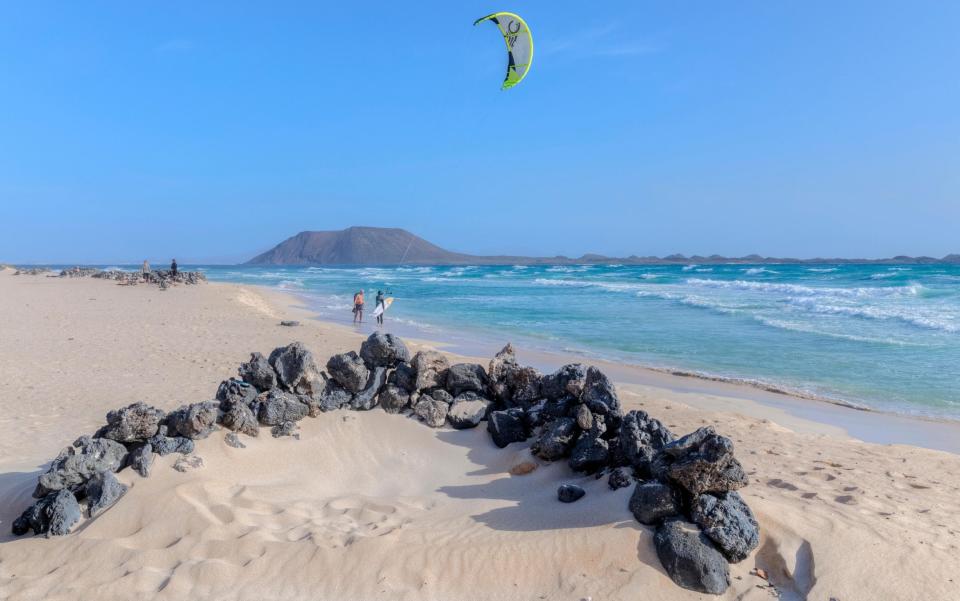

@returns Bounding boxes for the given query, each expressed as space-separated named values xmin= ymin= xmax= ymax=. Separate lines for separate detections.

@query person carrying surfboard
xmin=375 ymin=290 xmax=393 ymax=326
xmin=352 ymin=289 xmax=365 ymax=323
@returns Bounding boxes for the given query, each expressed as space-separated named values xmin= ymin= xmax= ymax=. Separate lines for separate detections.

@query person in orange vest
xmin=352 ymin=289 xmax=365 ymax=323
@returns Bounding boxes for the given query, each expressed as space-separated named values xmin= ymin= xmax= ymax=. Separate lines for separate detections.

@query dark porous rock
xmin=359 ymin=332 xmax=410 ymax=368
xmin=387 ymin=362 xmax=417 ymax=393
xmin=257 ymin=390 xmax=309 ymax=426
xmin=558 ymin=484 xmax=586 ymax=503
xmin=541 ymin=395 xmax=578 ymax=421
xmin=486 ymin=408 xmax=528 ymax=448
xmin=411 ymin=350 xmax=449 ymax=392
xmin=326 ymin=351 xmax=370 ymax=393
xmin=165 ymin=401 xmax=219 ymax=440
xmin=350 ymin=366 xmax=387 ymax=411
xmin=99 ymin=402 xmax=165 ymax=443
xmin=581 ymin=366 xmax=621 ymax=417
xmin=629 ymin=481 xmax=681 ymax=525
xmin=224 ymin=432 xmax=246 ymax=448
xmin=655 ymin=427 xmax=748 ymax=495
xmin=298 ymin=393 xmax=323 ymax=418
xmin=377 ymin=384 xmax=411 ymax=414
xmin=575 ymin=403 xmax=593 ymax=430
xmin=14 ymin=490 xmax=83 ymax=537
xmin=414 ymin=397 xmax=449 ymax=428
xmin=505 ymin=366 xmax=542 ymax=409
xmin=541 ymin=363 xmax=587 ymax=400
xmin=279 ymin=320 xmax=300 ymax=327
xmin=148 ymin=433 xmax=194 ymax=456
xmin=35 ymin=437 xmax=128 ymax=498
xmin=447 ymin=393 xmax=491 ymax=429
xmin=85 ymin=471 xmax=128 ymax=518
xmin=522 ymin=399 xmax=548 ymax=429
xmin=619 ymin=410 xmax=675 ymax=477
xmin=221 ymin=401 xmax=259 ymax=437
xmin=269 ymin=342 xmax=325 ymax=395
xmin=429 ymin=388 xmax=454 ymax=405
xmin=46 ymin=490 xmax=82 ymax=536
xmin=608 ymin=466 xmax=635 ymax=491
xmin=238 ymin=352 xmax=277 ymax=391
xmin=128 ymin=443 xmax=154 ymax=478
xmin=271 ymin=421 xmax=300 ymax=439
xmin=318 ymin=383 xmax=353 ymax=412
xmin=487 ymin=343 xmax=518 ymax=402
xmin=532 ymin=417 xmax=578 ymax=461
xmin=568 ymin=421 xmax=610 ymax=474
xmin=691 ymin=491 xmax=759 ymax=563
xmin=216 ymin=378 xmax=257 ymax=410
xmin=173 ymin=454 xmax=204 ymax=472
xmin=654 ymin=519 xmax=731 ymax=595
xmin=445 ymin=363 xmax=489 ymax=397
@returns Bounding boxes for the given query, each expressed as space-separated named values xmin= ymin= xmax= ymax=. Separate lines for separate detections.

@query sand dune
xmin=0 ymin=271 xmax=958 ymax=600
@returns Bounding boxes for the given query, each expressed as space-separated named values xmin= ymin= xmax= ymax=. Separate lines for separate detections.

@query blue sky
xmin=1 ymin=1 xmax=958 ymax=263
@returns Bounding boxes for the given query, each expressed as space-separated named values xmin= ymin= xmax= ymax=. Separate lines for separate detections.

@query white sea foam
xmin=789 ymin=297 xmax=958 ymax=333
xmin=686 ymin=278 xmax=922 ymax=299
xmin=744 ymin=267 xmax=777 ymax=275
xmin=806 ymin=267 xmax=838 ymax=273
xmin=681 ymin=264 xmax=697 ymax=271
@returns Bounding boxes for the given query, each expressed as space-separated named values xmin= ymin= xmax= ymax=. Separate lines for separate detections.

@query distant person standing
xmin=170 ymin=259 xmax=178 ymax=276
xmin=141 ymin=259 xmax=151 ymax=279
xmin=353 ymin=289 xmax=365 ymax=323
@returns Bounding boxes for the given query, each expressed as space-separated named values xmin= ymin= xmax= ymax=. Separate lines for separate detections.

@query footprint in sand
xmin=767 ymin=478 xmax=800 ymax=491
xmin=834 ymin=495 xmax=858 ymax=505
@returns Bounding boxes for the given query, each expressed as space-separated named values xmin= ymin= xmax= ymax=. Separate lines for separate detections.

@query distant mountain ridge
xmin=246 ymin=227 xmax=960 ymax=266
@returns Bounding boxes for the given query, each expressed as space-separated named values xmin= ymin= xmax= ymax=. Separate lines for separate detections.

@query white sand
xmin=0 ymin=270 xmax=958 ymax=600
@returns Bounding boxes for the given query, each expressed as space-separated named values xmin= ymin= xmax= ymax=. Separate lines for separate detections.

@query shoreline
xmin=270 ymin=284 xmax=960 ymax=454
xmin=2 ymin=269 xmax=959 ymax=600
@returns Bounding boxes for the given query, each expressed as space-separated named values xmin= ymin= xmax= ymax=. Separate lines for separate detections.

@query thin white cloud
xmin=540 ymin=22 xmax=662 ymax=59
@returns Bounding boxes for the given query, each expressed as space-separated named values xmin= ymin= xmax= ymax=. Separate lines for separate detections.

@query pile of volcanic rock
xmin=11 ymin=333 xmax=756 ymax=596
xmin=55 ymin=266 xmax=207 ymax=287
xmin=12 ymin=267 xmax=50 ymax=276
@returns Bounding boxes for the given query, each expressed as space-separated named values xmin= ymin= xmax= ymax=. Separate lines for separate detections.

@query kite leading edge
xmin=474 ymin=12 xmax=534 ymax=90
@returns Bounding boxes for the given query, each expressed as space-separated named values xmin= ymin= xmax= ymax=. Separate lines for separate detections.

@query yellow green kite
xmin=474 ymin=12 xmax=534 ymax=90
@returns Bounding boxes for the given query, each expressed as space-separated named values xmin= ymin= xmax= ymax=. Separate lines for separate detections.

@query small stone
xmin=509 ymin=461 xmax=538 ymax=476
xmin=558 ymin=484 xmax=586 ymax=503
xmin=173 ymin=455 xmax=204 ymax=472
xmin=224 ymin=432 xmax=246 ymax=448
xmin=271 ymin=421 xmax=300 ymax=439
xmin=279 ymin=320 xmax=300 ymax=327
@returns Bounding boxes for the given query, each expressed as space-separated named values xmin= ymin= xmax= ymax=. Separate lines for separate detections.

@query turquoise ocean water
xmin=191 ymin=263 xmax=960 ymax=420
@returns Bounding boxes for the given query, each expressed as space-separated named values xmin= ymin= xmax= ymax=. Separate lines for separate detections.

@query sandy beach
xmin=1 ymin=268 xmax=958 ymax=601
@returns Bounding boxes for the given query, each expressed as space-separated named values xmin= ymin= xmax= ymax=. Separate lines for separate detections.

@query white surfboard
xmin=372 ymin=297 xmax=394 ymax=317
